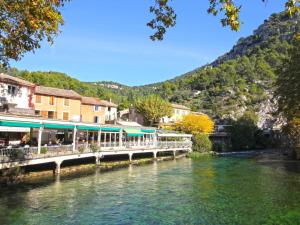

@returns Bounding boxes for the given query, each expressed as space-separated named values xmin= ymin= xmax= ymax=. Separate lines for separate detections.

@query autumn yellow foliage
xmin=175 ymin=114 xmax=214 ymax=135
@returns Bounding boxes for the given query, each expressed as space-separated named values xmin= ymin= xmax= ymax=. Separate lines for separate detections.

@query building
xmin=0 ymin=73 xmax=36 ymax=116
xmin=161 ymin=103 xmax=191 ymax=123
xmin=101 ymin=100 xmax=118 ymax=123
xmin=160 ymin=103 xmax=191 ymax=124
xmin=127 ymin=103 xmax=191 ymax=127
xmin=81 ymin=97 xmax=106 ymax=124
xmin=33 ymin=86 xmax=82 ymax=121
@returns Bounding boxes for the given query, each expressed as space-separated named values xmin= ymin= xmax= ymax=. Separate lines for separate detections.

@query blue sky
xmin=11 ymin=0 xmax=284 ymax=86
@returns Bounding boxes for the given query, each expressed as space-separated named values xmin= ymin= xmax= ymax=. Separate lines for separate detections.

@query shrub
xmin=193 ymin=133 xmax=212 ymax=152
xmin=78 ymin=145 xmax=85 ymax=153
xmin=10 ymin=149 xmax=25 ymax=160
xmin=90 ymin=144 xmax=98 ymax=153
xmin=40 ymin=146 xmax=48 ymax=154
xmin=282 ymin=118 xmax=300 ymax=159
xmin=227 ymin=111 xmax=259 ymax=151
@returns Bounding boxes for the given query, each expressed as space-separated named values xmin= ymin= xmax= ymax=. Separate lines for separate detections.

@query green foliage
xmin=40 ymin=147 xmax=48 ymax=154
xmin=282 ymin=118 xmax=300 ymax=159
xmin=148 ymin=1 xmax=299 ymax=40
xmin=186 ymin=151 xmax=213 ymax=159
xmin=10 ymin=149 xmax=25 ymax=160
xmin=0 ymin=0 xmax=66 ymax=65
xmin=78 ymin=145 xmax=85 ymax=153
xmin=90 ymin=144 xmax=98 ymax=153
xmin=134 ymin=95 xmax=172 ymax=126
xmin=275 ymin=37 xmax=300 ymax=120
xmin=228 ymin=111 xmax=259 ymax=151
xmin=192 ymin=134 xmax=212 ymax=153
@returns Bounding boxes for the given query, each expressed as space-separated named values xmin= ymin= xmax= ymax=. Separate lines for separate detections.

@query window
xmin=35 ymin=110 xmax=41 ymax=116
xmin=49 ymin=96 xmax=55 ymax=105
xmin=64 ymin=98 xmax=70 ymax=106
xmin=35 ymin=95 xmax=41 ymax=103
xmin=7 ymin=85 xmax=16 ymax=95
xmin=108 ymin=107 xmax=111 ymax=112
xmin=48 ymin=111 xmax=55 ymax=119
xmin=63 ymin=112 xmax=69 ymax=121
xmin=94 ymin=116 xmax=99 ymax=123
xmin=94 ymin=105 xmax=100 ymax=112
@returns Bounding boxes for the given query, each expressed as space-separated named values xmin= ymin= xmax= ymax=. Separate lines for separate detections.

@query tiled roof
xmin=35 ymin=86 xmax=82 ymax=100
xmin=0 ymin=73 xmax=35 ymax=87
xmin=99 ymin=99 xmax=118 ymax=107
xmin=82 ymin=97 xmax=118 ymax=107
xmin=81 ymin=97 xmax=102 ymax=105
xmin=171 ymin=103 xmax=191 ymax=110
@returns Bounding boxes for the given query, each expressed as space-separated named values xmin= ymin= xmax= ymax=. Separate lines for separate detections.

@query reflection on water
xmin=0 ymin=156 xmax=300 ymax=225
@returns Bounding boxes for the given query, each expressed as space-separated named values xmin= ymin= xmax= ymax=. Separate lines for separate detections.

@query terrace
xmin=0 ymin=114 xmax=193 ymax=173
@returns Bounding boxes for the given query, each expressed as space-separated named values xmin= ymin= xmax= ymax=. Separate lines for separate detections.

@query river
xmin=1 ymin=155 xmax=300 ymax=225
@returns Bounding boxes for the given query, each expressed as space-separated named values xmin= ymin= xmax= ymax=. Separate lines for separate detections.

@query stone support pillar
xmin=54 ymin=160 xmax=62 ymax=174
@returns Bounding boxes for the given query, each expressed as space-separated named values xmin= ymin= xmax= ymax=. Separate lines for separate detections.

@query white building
xmin=0 ymin=73 xmax=35 ymax=114
xmin=100 ymin=100 xmax=118 ymax=123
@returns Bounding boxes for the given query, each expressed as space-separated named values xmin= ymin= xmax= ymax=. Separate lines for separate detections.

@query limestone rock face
xmin=211 ymin=13 xmax=300 ymax=67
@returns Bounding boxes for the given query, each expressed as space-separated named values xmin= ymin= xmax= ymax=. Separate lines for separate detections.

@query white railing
xmin=157 ymin=141 xmax=192 ymax=149
xmin=100 ymin=142 xmax=119 ymax=148
xmin=0 ymin=141 xmax=192 ymax=161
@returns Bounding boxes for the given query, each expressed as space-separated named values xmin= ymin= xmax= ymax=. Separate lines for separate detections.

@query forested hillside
xmin=1 ymin=12 xmax=299 ymax=122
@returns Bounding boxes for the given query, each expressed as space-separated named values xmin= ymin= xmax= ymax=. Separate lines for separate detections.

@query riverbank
xmin=0 ymin=154 xmax=187 ymax=186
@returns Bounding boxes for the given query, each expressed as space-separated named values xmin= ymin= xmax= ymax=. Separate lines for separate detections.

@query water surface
xmin=1 ymin=156 xmax=300 ymax=225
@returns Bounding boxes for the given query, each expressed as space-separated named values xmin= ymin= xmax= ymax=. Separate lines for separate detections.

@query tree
xmin=193 ymin=133 xmax=212 ymax=152
xmin=0 ymin=0 xmax=67 ymax=65
xmin=134 ymin=95 xmax=172 ymax=126
xmin=275 ymin=37 xmax=300 ymax=158
xmin=228 ymin=111 xmax=259 ymax=151
xmin=282 ymin=118 xmax=300 ymax=159
xmin=148 ymin=0 xmax=299 ymax=40
xmin=1 ymin=1 xmax=298 ymax=64
xmin=175 ymin=114 xmax=214 ymax=135
xmin=275 ymin=37 xmax=300 ymax=120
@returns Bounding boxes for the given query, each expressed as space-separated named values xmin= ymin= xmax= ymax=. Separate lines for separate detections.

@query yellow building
xmin=160 ymin=103 xmax=191 ymax=124
xmin=81 ymin=97 xmax=106 ymax=124
xmin=33 ymin=86 xmax=82 ymax=121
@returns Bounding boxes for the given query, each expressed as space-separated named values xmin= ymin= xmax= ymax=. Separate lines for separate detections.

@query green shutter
xmin=0 ymin=121 xmax=41 ymax=128
xmin=44 ymin=123 xmax=75 ymax=130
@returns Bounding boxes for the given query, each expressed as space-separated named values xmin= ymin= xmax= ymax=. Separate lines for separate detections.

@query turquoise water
xmin=1 ymin=156 xmax=300 ymax=225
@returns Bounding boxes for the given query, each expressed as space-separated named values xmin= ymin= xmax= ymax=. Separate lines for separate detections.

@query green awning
xmin=44 ymin=123 xmax=75 ymax=130
xmin=101 ymin=127 xmax=121 ymax=132
xmin=0 ymin=121 xmax=41 ymax=128
xmin=77 ymin=125 xmax=101 ymax=131
xmin=124 ymin=128 xmax=144 ymax=137
xmin=141 ymin=129 xmax=156 ymax=133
